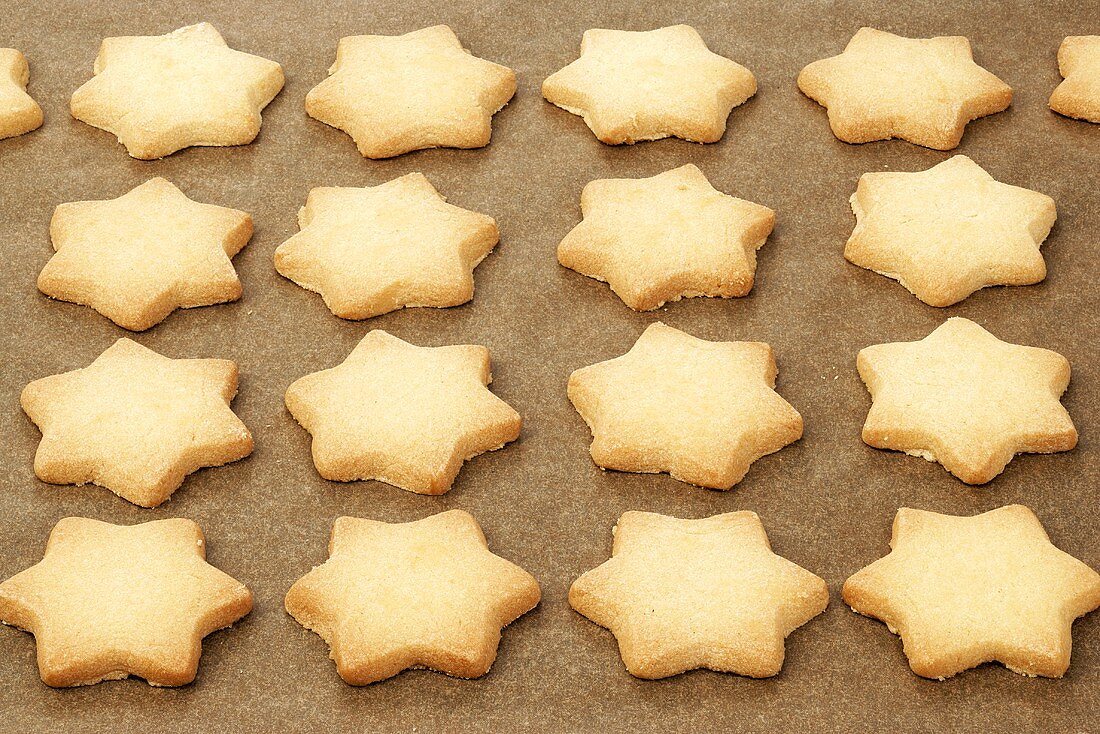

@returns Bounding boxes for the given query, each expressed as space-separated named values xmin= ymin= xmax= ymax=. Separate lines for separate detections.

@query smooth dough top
xmin=1050 ymin=36 xmax=1100 ymax=122
xmin=0 ymin=48 xmax=43 ymax=140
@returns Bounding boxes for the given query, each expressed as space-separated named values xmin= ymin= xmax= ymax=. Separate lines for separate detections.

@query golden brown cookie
xmin=1050 ymin=36 xmax=1100 ymax=122
xmin=0 ymin=48 xmax=43 ymax=140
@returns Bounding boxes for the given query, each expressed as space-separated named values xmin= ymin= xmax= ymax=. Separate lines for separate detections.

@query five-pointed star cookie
xmin=857 ymin=317 xmax=1076 ymax=484
xmin=542 ymin=25 xmax=757 ymax=145
xmin=38 ymin=177 xmax=253 ymax=331
xmin=571 ymin=511 xmax=828 ymax=679
xmin=306 ymin=25 xmax=516 ymax=158
xmin=1050 ymin=36 xmax=1100 ymax=122
xmin=70 ymin=22 xmax=284 ymax=159
xmin=274 ymin=173 xmax=499 ymax=320
xmin=568 ymin=322 xmax=802 ymax=489
xmin=846 ymin=155 xmax=1057 ymax=307
xmin=0 ymin=48 xmax=43 ymax=140
xmin=285 ymin=330 xmax=521 ymax=494
xmin=798 ymin=27 xmax=1012 ymax=150
xmin=21 ymin=338 xmax=253 ymax=507
xmin=0 ymin=517 xmax=252 ymax=687
xmin=285 ymin=510 xmax=540 ymax=684
xmin=844 ymin=505 xmax=1100 ymax=679
xmin=558 ymin=164 xmax=775 ymax=310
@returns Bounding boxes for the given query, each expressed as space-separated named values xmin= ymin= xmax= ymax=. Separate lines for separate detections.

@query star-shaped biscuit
xmin=306 ymin=25 xmax=515 ymax=158
xmin=38 ymin=177 xmax=253 ymax=331
xmin=558 ymin=164 xmax=775 ymax=310
xmin=0 ymin=48 xmax=43 ymax=140
xmin=1050 ymin=36 xmax=1100 ymax=122
xmin=0 ymin=517 xmax=252 ymax=687
xmin=798 ymin=27 xmax=1012 ymax=150
xmin=568 ymin=322 xmax=802 ymax=489
xmin=571 ymin=511 xmax=827 ymax=679
xmin=274 ymin=173 xmax=499 ymax=320
xmin=21 ymin=338 xmax=253 ymax=507
xmin=70 ymin=22 xmax=284 ymax=159
xmin=844 ymin=505 xmax=1100 ymax=679
xmin=285 ymin=510 xmax=540 ymax=684
xmin=846 ymin=155 xmax=1057 ymax=306
xmin=857 ymin=317 xmax=1076 ymax=485
xmin=542 ymin=25 xmax=757 ymax=145
xmin=285 ymin=330 xmax=520 ymax=494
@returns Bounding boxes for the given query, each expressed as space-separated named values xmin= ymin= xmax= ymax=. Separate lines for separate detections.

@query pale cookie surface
xmin=0 ymin=48 xmax=43 ymax=140
xmin=285 ymin=330 xmax=520 ymax=494
xmin=306 ymin=25 xmax=515 ymax=158
xmin=274 ymin=173 xmax=498 ymax=319
xmin=844 ymin=505 xmax=1100 ymax=680
xmin=857 ymin=317 xmax=1076 ymax=485
xmin=846 ymin=155 xmax=1056 ymax=306
xmin=542 ymin=25 xmax=756 ymax=145
xmin=558 ymin=164 xmax=775 ymax=310
xmin=571 ymin=511 xmax=828 ymax=679
xmin=798 ymin=27 xmax=1012 ymax=150
xmin=21 ymin=338 xmax=253 ymax=508
xmin=568 ymin=322 xmax=802 ymax=489
xmin=285 ymin=510 xmax=540 ymax=685
xmin=1050 ymin=36 xmax=1100 ymax=122
xmin=39 ymin=177 xmax=253 ymax=331
xmin=0 ymin=517 xmax=252 ymax=687
xmin=70 ymin=22 xmax=284 ymax=159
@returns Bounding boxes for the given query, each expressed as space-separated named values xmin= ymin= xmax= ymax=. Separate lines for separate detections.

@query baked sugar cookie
xmin=1050 ymin=36 xmax=1100 ymax=122
xmin=0 ymin=49 xmax=43 ymax=140
xmin=543 ymin=25 xmax=756 ymax=144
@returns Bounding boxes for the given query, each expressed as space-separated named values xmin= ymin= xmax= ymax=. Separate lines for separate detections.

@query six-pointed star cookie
xmin=0 ymin=517 xmax=252 ymax=687
xmin=542 ymin=25 xmax=757 ymax=144
xmin=844 ymin=505 xmax=1100 ymax=679
xmin=798 ymin=27 xmax=1012 ymax=150
xmin=285 ymin=510 xmax=540 ymax=684
xmin=568 ymin=322 xmax=802 ymax=489
xmin=285 ymin=330 xmax=520 ymax=494
xmin=21 ymin=338 xmax=253 ymax=507
xmin=306 ymin=25 xmax=516 ymax=158
xmin=274 ymin=173 xmax=499 ymax=319
xmin=558 ymin=164 xmax=775 ymax=310
xmin=0 ymin=48 xmax=43 ymax=140
xmin=1050 ymin=36 xmax=1100 ymax=122
xmin=846 ymin=155 xmax=1057 ymax=306
xmin=857 ymin=317 xmax=1076 ymax=484
xmin=70 ymin=22 xmax=284 ymax=159
xmin=38 ymin=177 xmax=253 ymax=331
xmin=571 ymin=511 xmax=828 ymax=679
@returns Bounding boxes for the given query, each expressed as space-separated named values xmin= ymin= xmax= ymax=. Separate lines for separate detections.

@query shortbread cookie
xmin=798 ymin=27 xmax=1012 ymax=150
xmin=286 ymin=510 xmax=540 ymax=684
xmin=543 ymin=25 xmax=756 ymax=144
xmin=21 ymin=338 xmax=253 ymax=507
xmin=558 ymin=164 xmax=775 ymax=310
xmin=1050 ymin=36 xmax=1100 ymax=122
xmin=846 ymin=155 xmax=1057 ymax=306
xmin=285 ymin=330 xmax=520 ymax=494
xmin=306 ymin=25 xmax=515 ymax=158
xmin=844 ymin=505 xmax=1100 ymax=679
xmin=274 ymin=173 xmax=498 ymax=319
xmin=0 ymin=517 xmax=252 ymax=687
xmin=0 ymin=49 xmax=43 ymax=140
xmin=572 ymin=511 xmax=827 ymax=679
xmin=568 ymin=322 xmax=802 ymax=489
xmin=857 ymin=317 xmax=1076 ymax=484
xmin=70 ymin=22 xmax=284 ymax=159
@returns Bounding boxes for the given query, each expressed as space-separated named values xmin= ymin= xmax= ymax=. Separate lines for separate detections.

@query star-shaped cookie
xmin=1050 ymin=36 xmax=1100 ymax=122
xmin=0 ymin=517 xmax=252 ymax=687
xmin=0 ymin=48 xmax=43 ymax=140
xmin=798 ymin=27 xmax=1012 ymax=150
xmin=285 ymin=330 xmax=520 ymax=494
xmin=844 ymin=505 xmax=1100 ymax=679
xmin=568 ymin=322 xmax=802 ymax=489
xmin=542 ymin=25 xmax=757 ymax=145
xmin=38 ymin=177 xmax=253 ymax=331
xmin=21 ymin=338 xmax=253 ymax=507
xmin=274 ymin=173 xmax=499 ymax=320
xmin=558 ymin=164 xmax=775 ymax=310
xmin=857 ymin=317 xmax=1076 ymax=485
xmin=571 ymin=511 xmax=828 ymax=679
xmin=306 ymin=25 xmax=515 ymax=158
xmin=285 ymin=510 xmax=540 ymax=684
xmin=845 ymin=155 xmax=1057 ymax=307
xmin=70 ymin=22 xmax=284 ymax=159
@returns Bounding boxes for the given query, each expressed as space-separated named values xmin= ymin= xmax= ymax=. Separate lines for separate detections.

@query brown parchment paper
xmin=0 ymin=0 xmax=1098 ymax=731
